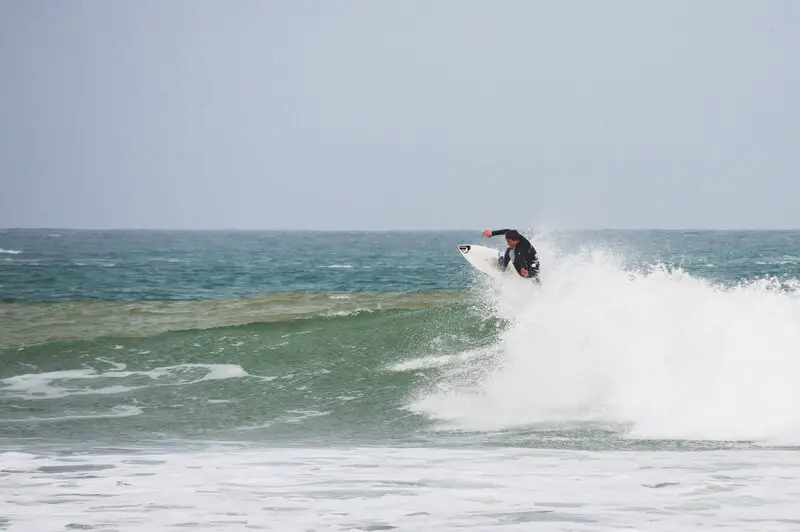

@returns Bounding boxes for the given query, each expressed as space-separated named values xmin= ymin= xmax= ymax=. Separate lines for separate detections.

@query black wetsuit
xmin=491 ymin=229 xmax=541 ymax=282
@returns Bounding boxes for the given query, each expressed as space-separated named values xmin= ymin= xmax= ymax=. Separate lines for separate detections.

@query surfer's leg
xmin=498 ymin=252 xmax=508 ymax=270
xmin=530 ymin=261 xmax=541 ymax=284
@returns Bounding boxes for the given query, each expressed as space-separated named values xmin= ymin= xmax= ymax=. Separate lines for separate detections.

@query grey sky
xmin=1 ymin=1 xmax=798 ymax=230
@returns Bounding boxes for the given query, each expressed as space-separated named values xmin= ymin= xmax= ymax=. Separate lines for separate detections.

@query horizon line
xmin=3 ymin=227 xmax=800 ymax=232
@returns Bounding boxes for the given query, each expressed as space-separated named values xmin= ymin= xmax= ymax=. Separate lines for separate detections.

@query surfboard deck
xmin=457 ymin=244 xmax=506 ymax=279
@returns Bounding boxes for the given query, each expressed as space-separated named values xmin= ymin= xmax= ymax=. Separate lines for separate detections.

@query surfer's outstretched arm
xmin=483 ymin=229 xmax=512 ymax=238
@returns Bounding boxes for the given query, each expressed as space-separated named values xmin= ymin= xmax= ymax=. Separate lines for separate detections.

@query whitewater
xmin=412 ymin=240 xmax=800 ymax=445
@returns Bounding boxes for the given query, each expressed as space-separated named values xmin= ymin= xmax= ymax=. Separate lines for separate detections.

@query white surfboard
xmin=457 ymin=244 xmax=507 ymax=279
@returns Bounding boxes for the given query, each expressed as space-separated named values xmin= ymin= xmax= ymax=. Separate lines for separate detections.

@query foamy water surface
xmin=2 ymin=446 xmax=800 ymax=531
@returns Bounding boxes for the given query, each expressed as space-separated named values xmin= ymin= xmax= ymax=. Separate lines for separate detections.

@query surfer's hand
xmin=520 ymin=268 xmax=529 ymax=277
xmin=483 ymin=230 xmax=492 ymax=238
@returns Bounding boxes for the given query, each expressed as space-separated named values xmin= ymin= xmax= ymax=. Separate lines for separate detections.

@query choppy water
xmin=2 ymin=229 xmax=800 ymax=530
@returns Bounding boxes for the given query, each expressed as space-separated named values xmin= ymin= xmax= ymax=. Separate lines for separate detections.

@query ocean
xmin=2 ymin=228 xmax=800 ymax=531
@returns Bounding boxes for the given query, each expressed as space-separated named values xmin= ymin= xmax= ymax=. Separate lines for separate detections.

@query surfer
xmin=483 ymin=228 xmax=540 ymax=283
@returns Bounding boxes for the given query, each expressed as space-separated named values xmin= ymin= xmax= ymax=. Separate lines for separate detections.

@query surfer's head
xmin=505 ymin=230 xmax=521 ymax=246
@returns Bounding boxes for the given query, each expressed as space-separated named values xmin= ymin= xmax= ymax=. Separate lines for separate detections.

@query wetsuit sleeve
xmin=490 ymin=229 xmax=511 ymax=237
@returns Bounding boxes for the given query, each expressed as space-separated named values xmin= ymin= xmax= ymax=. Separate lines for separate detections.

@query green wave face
xmin=0 ymin=293 xmax=506 ymax=446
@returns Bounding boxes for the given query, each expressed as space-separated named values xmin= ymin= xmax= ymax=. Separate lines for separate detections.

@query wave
xmin=407 ymin=237 xmax=800 ymax=444
xmin=0 ymin=290 xmax=466 ymax=347
xmin=6 ymin=232 xmax=800 ymax=446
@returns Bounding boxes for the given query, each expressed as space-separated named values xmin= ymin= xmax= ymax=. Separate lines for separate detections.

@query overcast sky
xmin=1 ymin=1 xmax=798 ymax=230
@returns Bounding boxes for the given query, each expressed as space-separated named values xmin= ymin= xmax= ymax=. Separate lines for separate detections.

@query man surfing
xmin=483 ymin=228 xmax=541 ymax=283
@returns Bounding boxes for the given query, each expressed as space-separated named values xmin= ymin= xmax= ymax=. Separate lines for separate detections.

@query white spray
xmin=412 ymin=233 xmax=800 ymax=443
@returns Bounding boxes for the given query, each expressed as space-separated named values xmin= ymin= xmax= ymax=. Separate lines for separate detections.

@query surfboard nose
xmin=458 ymin=245 xmax=471 ymax=254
